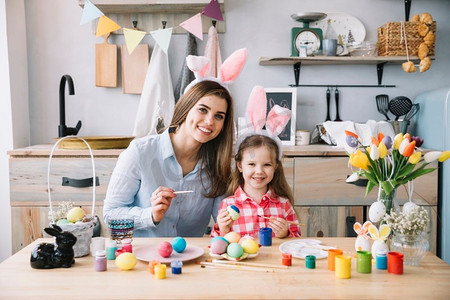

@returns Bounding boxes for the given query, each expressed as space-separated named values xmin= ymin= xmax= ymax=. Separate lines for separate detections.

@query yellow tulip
xmin=408 ymin=151 xmax=422 ymax=164
xmin=349 ymin=150 xmax=369 ymax=170
xmin=394 ymin=133 xmax=403 ymax=149
xmin=438 ymin=151 xmax=450 ymax=162
xmin=378 ymin=142 xmax=388 ymax=158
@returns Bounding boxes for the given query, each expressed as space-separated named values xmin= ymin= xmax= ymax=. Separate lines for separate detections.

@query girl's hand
xmin=268 ymin=217 xmax=289 ymax=238
xmin=150 ymin=187 xmax=176 ymax=223
xmin=217 ymin=208 xmax=233 ymax=235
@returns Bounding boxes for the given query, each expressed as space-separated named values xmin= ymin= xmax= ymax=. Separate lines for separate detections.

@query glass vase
xmin=380 ymin=189 xmax=397 ymax=214
xmin=390 ymin=232 xmax=429 ymax=266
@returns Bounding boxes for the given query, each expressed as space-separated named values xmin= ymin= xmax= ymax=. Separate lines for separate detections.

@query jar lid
xmin=95 ymin=250 xmax=106 ymax=257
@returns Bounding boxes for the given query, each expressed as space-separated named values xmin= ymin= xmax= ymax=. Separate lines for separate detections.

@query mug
xmin=322 ymin=39 xmax=344 ymax=56
xmin=296 ymin=130 xmax=310 ymax=146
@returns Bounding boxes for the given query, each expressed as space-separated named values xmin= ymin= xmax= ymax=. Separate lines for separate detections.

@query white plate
xmin=209 ymin=251 xmax=258 ymax=261
xmin=279 ymin=239 xmax=336 ymax=259
xmin=311 ymin=12 xmax=366 ymax=44
xmin=134 ymin=244 xmax=204 ymax=263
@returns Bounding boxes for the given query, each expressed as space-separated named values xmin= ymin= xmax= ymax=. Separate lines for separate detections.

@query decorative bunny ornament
xmin=368 ymin=223 xmax=391 ymax=259
xmin=183 ymin=48 xmax=247 ymax=93
xmin=236 ymin=86 xmax=292 ymax=158
xmin=353 ymin=221 xmax=372 ymax=251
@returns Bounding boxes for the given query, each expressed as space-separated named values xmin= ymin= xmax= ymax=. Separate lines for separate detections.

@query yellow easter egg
xmin=115 ymin=252 xmax=137 ymax=270
xmin=224 ymin=232 xmax=241 ymax=244
xmin=241 ymin=238 xmax=259 ymax=254
xmin=66 ymin=207 xmax=85 ymax=223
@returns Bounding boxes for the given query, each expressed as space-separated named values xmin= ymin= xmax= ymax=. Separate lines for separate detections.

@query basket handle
xmin=48 ymin=136 xmax=96 ymax=223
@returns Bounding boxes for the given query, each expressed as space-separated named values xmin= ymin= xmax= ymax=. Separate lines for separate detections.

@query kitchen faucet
xmin=59 ymin=74 xmax=82 ymax=137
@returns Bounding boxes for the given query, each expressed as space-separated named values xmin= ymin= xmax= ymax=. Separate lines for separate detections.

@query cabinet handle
xmin=346 ymin=176 xmax=368 ymax=187
xmin=62 ymin=176 xmax=99 ymax=188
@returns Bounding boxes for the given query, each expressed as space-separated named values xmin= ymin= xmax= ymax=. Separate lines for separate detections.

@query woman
xmin=103 ymin=80 xmax=234 ymax=237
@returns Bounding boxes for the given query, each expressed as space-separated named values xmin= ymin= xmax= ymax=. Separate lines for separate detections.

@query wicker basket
xmin=377 ymin=21 xmax=436 ymax=56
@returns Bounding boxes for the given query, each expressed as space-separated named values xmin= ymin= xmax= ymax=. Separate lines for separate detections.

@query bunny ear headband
xmin=183 ymin=48 xmax=247 ymax=93
xmin=236 ymin=86 xmax=292 ymax=158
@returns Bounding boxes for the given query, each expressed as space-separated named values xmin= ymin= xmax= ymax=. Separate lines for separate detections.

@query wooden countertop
xmin=1 ymin=237 xmax=449 ymax=299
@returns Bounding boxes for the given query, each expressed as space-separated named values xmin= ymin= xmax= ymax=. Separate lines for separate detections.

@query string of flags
xmin=80 ymin=0 xmax=223 ymax=55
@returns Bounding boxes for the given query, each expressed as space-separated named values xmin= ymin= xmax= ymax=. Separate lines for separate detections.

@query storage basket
xmin=47 ymin=136 xmax=97 ymax=257
xmin=377 ymin=21 xmax=436 ymax=56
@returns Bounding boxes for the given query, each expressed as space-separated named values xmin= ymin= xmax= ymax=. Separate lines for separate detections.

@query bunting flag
xmin=123 ymin=28 xmax=147 ymax=54
xmin=180 ymin=13 xmax=203 ymax=40
xmin=202 ymin=0 xmax=223 ymax=21
xmin=96 ymin=16 xmax=121 ymax=37
xmin=80 ymin=0 xmax=104 ymax=25
xmin=150 ymin=28 xmax=173 ymax=54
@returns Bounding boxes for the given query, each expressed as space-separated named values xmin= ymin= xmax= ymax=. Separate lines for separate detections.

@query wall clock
xmin=291 ymin=12 xmax=327 ymax=56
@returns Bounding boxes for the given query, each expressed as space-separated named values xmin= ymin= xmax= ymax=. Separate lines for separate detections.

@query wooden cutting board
xmin=95 ymin=34 xmax=117 ymax=87
xmin=121 ymin=44 xmax=149 ymax=94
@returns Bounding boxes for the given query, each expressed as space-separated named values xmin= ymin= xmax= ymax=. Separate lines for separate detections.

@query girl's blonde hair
xmin=170 ymin=80 xmax=234 ymax=198
xmin=228 ymin=134 xmax=294 ymax=203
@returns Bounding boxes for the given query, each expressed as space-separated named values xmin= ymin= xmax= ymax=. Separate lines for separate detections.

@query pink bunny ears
xmin=236 ymin=86 xmax=292 ymax=158
xmin=184 ymin=48 xmax=247 ymax=93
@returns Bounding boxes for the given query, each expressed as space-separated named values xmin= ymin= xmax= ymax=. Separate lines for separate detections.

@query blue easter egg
xmin=171 ymin=236 xmax=187 ymax=253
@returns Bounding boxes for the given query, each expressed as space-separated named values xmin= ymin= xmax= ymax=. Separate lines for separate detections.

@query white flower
xmin=346 ymin=172 xmax=360 ymax=183
xmin=424 ymin=151 xmax=442 ymax=163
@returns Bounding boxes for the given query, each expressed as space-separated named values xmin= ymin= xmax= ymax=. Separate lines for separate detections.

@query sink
xmin=55 ymin=136 xmax=134 ymax=150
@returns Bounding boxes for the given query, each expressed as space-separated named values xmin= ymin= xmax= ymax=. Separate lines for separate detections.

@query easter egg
xmin=241 ymin=238 xmax=259 ymax=254
xmin=211 ymin=239 xmax=228 ymax=255
xmin=56 ymin=219 xmax=71 ymax=225
xmin=369 ymin=201 xmax=386 ymax=223
xmin=403 ymin=201 xmax=419 ymax=215
xmin=211 ymin=236 xmax=229 ymax=245
xmin=66 ymin=207 xmax=85 ymax=223
xmin=115 ymin=252 xmax=137 ymax=270
xmin=227 ymin=205 xmax=240 ymax=221
xmin=224 ymin=231 xmax=241 ymax=244
xmin=227 ymin=243 xmax=244 ymax=258
xmin=158 ymin=241 xmax=173 ymax=258
xmin=171 ymin=236 xmax=187 ymax=253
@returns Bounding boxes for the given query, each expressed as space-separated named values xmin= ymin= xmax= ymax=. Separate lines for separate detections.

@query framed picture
xmin=264 ymin=88 xmax=297 ymax=145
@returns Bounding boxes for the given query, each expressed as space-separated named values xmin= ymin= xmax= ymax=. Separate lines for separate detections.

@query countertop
xmin=1 ymin=237 xmax=449 ymax=299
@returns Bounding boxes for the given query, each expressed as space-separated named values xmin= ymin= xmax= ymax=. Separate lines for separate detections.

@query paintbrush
xmin=210 ymin=259 xmax=288 ymax=269
xmin=173 ymin=190 xmax=194 ymax=195
xmin=257 ymin=215 xmax=306 ymax=226
xmin=197 ymin=261 xmax=275 ymax=272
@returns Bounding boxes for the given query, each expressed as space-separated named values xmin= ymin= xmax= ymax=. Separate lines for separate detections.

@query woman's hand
xmin=268 ymin=217 xmax=289 ymax=238
xmin=217 ymin=208 xmax=233 ymax=235
xmin=150 ymin=187 xmax=176 ymax=223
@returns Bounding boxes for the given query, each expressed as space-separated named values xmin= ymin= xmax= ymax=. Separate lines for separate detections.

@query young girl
xmin=211 ymin=134 xmax=301 ymax=238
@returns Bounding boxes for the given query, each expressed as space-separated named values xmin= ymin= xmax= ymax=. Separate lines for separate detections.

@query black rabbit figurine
xmin=30 ymin=224 xmax=77 ymax=269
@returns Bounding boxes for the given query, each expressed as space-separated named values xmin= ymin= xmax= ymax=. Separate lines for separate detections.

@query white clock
xmin=294 ymin=30 xmax=321 ymax=56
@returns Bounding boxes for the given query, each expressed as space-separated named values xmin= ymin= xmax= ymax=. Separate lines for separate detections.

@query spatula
xmin=389 ymin=96 xmax=413 ymax=120
xmin=375 ymin=94 xmax=390 ymax=120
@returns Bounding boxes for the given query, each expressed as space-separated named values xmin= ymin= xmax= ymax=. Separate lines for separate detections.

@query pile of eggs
xmin=55 ymin=207 xmax=86 ymax=225
xmin=210 ymin=232 xmax=259 ymax=259
xmin=158 ymin=236 xmax=187 ymax=258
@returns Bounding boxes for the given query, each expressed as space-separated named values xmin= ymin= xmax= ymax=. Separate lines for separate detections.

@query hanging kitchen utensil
xmin=389 ymin=96 xmax=413 ymax=120
xmin=334 ymin=87 xmax=342 ymax=121
xmin=325 ymin=87 xmax=331 ymax=121
xmin=376 ymin=94 xmax=390 ymax=120
xmin=404 ymin=103 xmax=420 ymax=122
xmin=121 ymin=44 xmax=149 ymax=94
xmin=95 ymin=34 xmax=117 ymax=87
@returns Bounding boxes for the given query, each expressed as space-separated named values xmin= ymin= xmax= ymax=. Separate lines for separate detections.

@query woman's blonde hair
xmin=170 ymin=81 xmax=234 ymax=198
xmin=228 ymin=135 xmax=294 ymax=203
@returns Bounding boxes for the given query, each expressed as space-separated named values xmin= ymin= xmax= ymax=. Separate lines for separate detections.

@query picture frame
xmin=264 ymin=87 xmax=297 ymax=145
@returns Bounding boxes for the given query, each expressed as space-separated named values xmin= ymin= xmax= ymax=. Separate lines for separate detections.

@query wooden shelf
xmin=259 ymin=56 xmax=423 ymax=66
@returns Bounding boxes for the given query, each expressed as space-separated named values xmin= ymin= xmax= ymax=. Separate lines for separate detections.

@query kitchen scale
xmin=291 ymin=12 xmax=327 ymax=56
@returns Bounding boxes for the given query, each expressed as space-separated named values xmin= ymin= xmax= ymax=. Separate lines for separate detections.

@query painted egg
xmin=115 ymin=252 xmax=137 ymax=270
xmin=171 ymin=236 xmax=187 ymax=253
xmin=158 ymin=241 xmax=173 ymax=258
xmin=211 ymin=236 xmax=229 ymax=245
xmin=369 ymin=201 xmax=386 ymax=223
xmin=211 ymin=239 xmax=228 ymax=255
xmin=403 ymin=201 xmax=419 ymax=215
xmin=227 ymin=205 xmax=240 ymax=220
xmin=241 ymin=238 xmax=259 ymax=254
xmin=56 ymin=219 xmax=71 ymax=225
xmin=227 ymin=243 xmax=244 ymax=258
xmin=238 ymin=235 xmax=254 ymax=245
xmin=224 ymin=232 xmax=241 ymax=244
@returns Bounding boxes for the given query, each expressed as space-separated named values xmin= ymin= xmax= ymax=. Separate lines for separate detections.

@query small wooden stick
xmin=198 ymin=261 xmax=275 ymax=272
xmin=211 ymin=259 xmax=288 ymax=269
xmin=257 ymin=215 xmax=306 ymax=226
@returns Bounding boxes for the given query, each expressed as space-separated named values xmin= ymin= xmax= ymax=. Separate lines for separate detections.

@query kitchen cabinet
xmin=8 ymin=144 xmax=438 ymax=254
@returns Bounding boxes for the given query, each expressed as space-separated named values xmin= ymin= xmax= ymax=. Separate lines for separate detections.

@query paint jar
xmin=357 ymin=251 xmax=372 ymax=273
xmin=376 ymin=249 xmax=388 ymax=270
xmin=327 ymin=248 xmax=343 ymax=271
xmin=388 ymin=252 xmax=404 ymax=275
xmin=154 ymin=263 xmax=167 ymax=279
xmin=171 ymin=260 xmax=183 ymax=274
xmin=148 ymin=260 xmax=160 ymax=275
xmin=94 ymin=250 xmax=107 ymax=272
xmin=259 ymin=228 xmax=272 ymax=246
xmin=121 ymin=239 xmax=133 ymax=253
xmin=335 ymin=255 xmax=351 ymax=279
xmin=305 ymin=255 xmax=316 ymax=269
xmin=281 ymin=253 xmax=292 ymax=266
xmin=106 ymin=240 xmax=117 ymax=260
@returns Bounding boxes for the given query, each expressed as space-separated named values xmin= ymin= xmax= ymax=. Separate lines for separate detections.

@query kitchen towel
xmin=174 ymin=33 xmax=197 ymax=102
xmin=203 ymin=25 xmax=222 ymax=77
xmin=133 ymin=43 xmax=175 ymax=138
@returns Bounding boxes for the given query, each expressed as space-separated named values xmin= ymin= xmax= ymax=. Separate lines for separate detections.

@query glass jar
xmin=390 ymin=232 xmax=429 ymax=266
xmin=380 ymin=189 xmax=397 ymax=215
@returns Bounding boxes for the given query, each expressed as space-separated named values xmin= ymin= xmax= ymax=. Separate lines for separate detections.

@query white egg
xmin=403 ymin=201 xmax=419 ymax=215
xmin=369 ymin=201 xmax=386 ymax=223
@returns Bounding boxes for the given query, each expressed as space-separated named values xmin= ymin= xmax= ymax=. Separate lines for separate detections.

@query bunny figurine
xmin=368 ymin=223 xmax=391 ymax=259
xmin=30 ymin=224 xmax=77 ymax=269
xmin=353 ymin=221 xmax=372 ymax=252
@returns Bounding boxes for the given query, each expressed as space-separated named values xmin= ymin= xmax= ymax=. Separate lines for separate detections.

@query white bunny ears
xmin=236 ymin=86 xmax=292 ymax=158
xmin=183 ymin=48 xmax=247 ymax=93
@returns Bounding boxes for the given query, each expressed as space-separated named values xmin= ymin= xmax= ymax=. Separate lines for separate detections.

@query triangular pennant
xmin=202 ymin=0 xmax=224 ymax=21
xmin=80 ymin=0 xmax=104 ymax=25
xmin=180 ymin=13 xmax=203 ymax=40
xmin=123 ymin=28 xmax=147 ymax=54
xmin=96 ymin=16 xmax=121 ymax=37
xmin=150 ymin=28 xmax=173 ymax=54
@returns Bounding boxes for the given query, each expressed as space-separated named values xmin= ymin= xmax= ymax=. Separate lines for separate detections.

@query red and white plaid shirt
xmin=211 ymin=186 xmax=301 ymax=238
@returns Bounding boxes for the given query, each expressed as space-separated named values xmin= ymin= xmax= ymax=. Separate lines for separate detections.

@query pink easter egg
xmin=158 ymin=241 xmax=173 ymax=258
